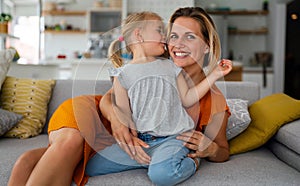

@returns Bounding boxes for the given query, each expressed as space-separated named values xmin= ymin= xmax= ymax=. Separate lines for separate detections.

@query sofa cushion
xmin=226 ymin=99 xmax=251 ymax=140
xmin=0 ymin=77 xmax=56 ymax=138
xmin=273 ymin=119 xmax=300 ymax=155
xmin=268 ymin=140 xmax=300 ymax=172
xmin=0 ymin=49 xmax=15 ymax=91
xmin=0 ymin=108 xmax=22 ymax=136
xmin=229 ymin=93 xmax=300 ymax=155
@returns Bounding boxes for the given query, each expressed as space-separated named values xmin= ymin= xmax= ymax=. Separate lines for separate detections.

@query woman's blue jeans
xmin=85 ymin=134 xmax=198 ymax=186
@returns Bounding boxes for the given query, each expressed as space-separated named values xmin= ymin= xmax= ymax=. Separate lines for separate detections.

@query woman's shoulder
xmin=200 ymin=84 xmax=227 ymax=110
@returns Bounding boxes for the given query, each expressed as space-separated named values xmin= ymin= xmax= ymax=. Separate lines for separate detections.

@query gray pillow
xmin=0 ymin=108 xmax=23 ymax=136
xmin=226 ymin=99 xmax=251 ymax=140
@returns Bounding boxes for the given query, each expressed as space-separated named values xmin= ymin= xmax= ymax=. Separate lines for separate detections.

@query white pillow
xmin=226 ymin=99 xmax=251 ymax=140
xmin=0 ymin=49 xmax=16 ymax=91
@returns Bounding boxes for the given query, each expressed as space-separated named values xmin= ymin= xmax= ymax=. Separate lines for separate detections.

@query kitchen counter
xmin=8 ymin=58 xmax=114 ymax=80
xmin=243 ymin=66 xmax=273 ymax=73
xmin=38 ymin=58 xmax=111 ymax=65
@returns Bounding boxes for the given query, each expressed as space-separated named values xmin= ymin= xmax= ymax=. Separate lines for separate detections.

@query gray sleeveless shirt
xmin=109 ymin=59 xmax=195 ymax=136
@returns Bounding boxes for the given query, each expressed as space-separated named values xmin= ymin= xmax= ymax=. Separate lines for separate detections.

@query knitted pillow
xmin=230 ymin=93 xmax=300 ymax=155
xmin=226 ymin=99 xmax=251 ymax=140
xmin=0 ymin=108 xmax=23 ymax=136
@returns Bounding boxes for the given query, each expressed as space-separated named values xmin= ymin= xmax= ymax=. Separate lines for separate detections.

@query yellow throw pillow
xmin=229 ymin=93 xmax=300 ymax=155
xmin=0 ymin=76 xmax=56 ymax=138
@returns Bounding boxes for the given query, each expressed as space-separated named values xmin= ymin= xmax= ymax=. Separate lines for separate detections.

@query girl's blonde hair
xmin=167 ymin=7 xmax=221 ymax=73
xmin=108 ymin=11 xmax=163 ymax=68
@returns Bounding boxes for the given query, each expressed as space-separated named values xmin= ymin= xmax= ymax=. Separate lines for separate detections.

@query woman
xmin=8 ymin=7 xmax=230 ymax=186
xmin=100 ymin=7 xmax=230 ymax=166
xmin=84 ymin=11 xmax=231 ymax=186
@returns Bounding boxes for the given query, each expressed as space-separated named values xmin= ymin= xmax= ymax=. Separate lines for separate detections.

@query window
xmin=9 ymin=16 xmax=41 ymax=64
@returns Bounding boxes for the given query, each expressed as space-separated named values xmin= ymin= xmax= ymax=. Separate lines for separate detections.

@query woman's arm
xmin=176 ymin=111 xmax=230 ymax=162
xmin=99 ymin=83 xmax=151 ymax=163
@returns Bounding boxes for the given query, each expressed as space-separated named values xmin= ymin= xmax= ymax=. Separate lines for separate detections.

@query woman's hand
xmin=177 ymin=112 xmax=230 ymax=162
xmin=131 ymin=136 xmax=151 ymax=164
xmin=110 ymin=106 xmax=150 ymax=164
xmin=176 ymin=130 xmax=217 ymax=159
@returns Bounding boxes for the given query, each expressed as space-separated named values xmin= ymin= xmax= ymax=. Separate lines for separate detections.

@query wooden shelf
xmin=207 ymin=10 xmax=269 ymax=15
xmin=42 ymin=10 xmax=87 ymax=16
xmin=44 ymin=30 xmax=86 ymax=34
xmin=228 ymin=29 xmax=268 ymax=35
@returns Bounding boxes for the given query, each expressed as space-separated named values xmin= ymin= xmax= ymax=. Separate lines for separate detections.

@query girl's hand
xmin=176 ymin=130 xmax=217 ymax=159
xmin=217 ymin=59 xmax=232 ymax=77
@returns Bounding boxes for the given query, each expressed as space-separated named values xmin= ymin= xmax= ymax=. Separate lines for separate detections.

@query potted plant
xmin=0 ymin=13 xmax=12 ymax=34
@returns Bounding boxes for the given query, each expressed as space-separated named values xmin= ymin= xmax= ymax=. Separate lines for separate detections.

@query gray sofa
xmin=1 ymin=80 xmax=300 ymax=186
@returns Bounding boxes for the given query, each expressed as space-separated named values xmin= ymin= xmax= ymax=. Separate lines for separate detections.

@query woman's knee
xmin=49 ymin=128 xmax=84 ymax=156
xmin=14 ymin=149 xmax=44 ymax=171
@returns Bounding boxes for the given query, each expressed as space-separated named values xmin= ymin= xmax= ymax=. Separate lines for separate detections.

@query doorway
xmin=285 ymin=0 xmax=300 ymax=99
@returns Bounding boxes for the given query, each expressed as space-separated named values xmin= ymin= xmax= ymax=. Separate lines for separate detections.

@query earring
xmin=204 ymin=48 xmax=209 ymax=54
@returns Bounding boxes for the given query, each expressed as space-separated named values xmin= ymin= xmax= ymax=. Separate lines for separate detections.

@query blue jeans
xmin=85 ymin=134 xmax=198 ymax=186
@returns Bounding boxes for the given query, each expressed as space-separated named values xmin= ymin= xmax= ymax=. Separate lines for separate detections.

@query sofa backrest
xmin=44 ymin=79 xmax=112 ymax=133
xmin=216 ymin=81 xmax=260 ymax=105
xmin=43 ymin=80 xmax=259 ymax=133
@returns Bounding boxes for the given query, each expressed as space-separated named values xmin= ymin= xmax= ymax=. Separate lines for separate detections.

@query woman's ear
xmin=204 ymin=46 xmax=210 ymax=54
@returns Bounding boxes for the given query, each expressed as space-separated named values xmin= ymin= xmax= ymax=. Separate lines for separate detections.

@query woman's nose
xmin=172 ymin=39 xmax=185 ymax=48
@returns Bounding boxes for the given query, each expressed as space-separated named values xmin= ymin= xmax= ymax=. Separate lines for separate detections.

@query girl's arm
xmin=112 ymin=77 xmax=135 ymax=129
xmin=177 ymin=59 xmax=232 ymax=107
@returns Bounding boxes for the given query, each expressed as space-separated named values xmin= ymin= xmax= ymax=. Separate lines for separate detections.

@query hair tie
xmin=118 ymin=36 xmax=124 ymax=41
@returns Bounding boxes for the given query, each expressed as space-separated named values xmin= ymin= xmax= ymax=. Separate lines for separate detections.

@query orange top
xmin=48 ymin=84 xmax=229 ymax=186
xmin=197 ymin=84 xmax=230 ymax=131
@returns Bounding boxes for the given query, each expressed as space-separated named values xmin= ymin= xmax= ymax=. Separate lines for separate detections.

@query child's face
xmin=140 ymin=19 xmax=166 ymax=57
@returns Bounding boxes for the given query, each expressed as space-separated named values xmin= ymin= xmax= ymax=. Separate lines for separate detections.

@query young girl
xmin=85 ymin=11 xmax=232 ymax=186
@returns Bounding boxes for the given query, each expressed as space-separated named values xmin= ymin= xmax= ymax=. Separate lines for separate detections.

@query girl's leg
xmin=8 ymin=148 xmax=47 ymax=186
xmin=26 ymin=128 xmax=84 ymax=186
xmin=147 ymin=137 xmax=198 ymax=186
xmin=86 ymin=144 xmax=145 ymax=176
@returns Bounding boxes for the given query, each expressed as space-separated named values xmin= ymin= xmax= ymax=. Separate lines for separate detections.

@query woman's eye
xmin=186 ymin=35 xmax=196 ymax=40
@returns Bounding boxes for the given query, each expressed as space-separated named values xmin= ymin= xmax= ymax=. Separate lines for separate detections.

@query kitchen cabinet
xmin=88 ymin=8 xmax=122 ymax=33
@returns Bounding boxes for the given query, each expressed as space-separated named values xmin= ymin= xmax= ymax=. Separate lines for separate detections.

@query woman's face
xmin=168 ymin=17 xmax=209 ymax=68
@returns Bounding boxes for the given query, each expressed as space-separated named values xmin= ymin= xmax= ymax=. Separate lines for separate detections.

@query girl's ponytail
xmin=108 ymin=39 xmax=123 ymax=68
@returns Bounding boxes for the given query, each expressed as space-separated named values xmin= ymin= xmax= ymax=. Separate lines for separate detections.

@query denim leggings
xmin=85 ymin=134 xmax=198 ymax=186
